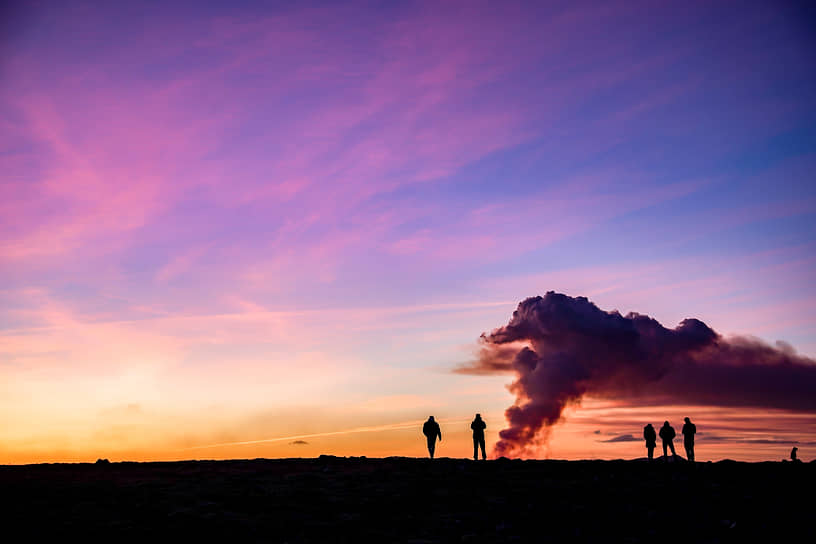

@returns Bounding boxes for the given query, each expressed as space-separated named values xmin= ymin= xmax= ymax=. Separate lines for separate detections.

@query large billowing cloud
xmin=458 ymin=292 xmax=816 ymax=457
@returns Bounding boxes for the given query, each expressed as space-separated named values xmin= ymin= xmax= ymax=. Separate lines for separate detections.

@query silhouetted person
xmin=643 ymin=423 xmax=657 ymax=461
xmin=681 ymin=417 xmax=696 ymax=462
xmin=471 ymin=413 xmax=487 ymax=460
xmin=423 ymin=416 xmax=442 ymax=459
xmin=791 ymin=446 xmax=799 ymax=462
xmin=659 ymin=421 xmax=677 ymax=461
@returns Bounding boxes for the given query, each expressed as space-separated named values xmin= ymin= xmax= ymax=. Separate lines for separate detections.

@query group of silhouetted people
xmin=422 ymin=414 xmax=487 ymax=460
xmin=643 ymin=417 xmax=696 ymax=462
xmin=424 ymin=414 xmax=804 ymax=463
xmin=424 ymin=414 xmax=698 ymax=461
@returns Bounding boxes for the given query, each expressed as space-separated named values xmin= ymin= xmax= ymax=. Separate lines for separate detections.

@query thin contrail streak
xmin=183 ymin=417 xmax=471 ymax=450
xmin=3 ymin=300 xmax=514 ymax=334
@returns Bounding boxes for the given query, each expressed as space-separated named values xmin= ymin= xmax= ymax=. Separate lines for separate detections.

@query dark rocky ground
xmin=1 ymin=456 xmax=813 ymax=542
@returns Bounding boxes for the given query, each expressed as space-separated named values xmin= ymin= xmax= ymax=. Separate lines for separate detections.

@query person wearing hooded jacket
xmin=422 ymin=416 xmax=442 ymax=459
xmin=659 ymin=421 xmax=677 ymax=461
xmin=471 ymin=414 xmax=487 ymax=461
xmin=682 ymin=417 xmax=697 ymax=462
xmin=643 ymin=423 xmax=657 ymax=461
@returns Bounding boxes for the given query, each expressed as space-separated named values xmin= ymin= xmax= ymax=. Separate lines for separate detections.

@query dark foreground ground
xmin=1 ymin=456 xmax=813 ymax=543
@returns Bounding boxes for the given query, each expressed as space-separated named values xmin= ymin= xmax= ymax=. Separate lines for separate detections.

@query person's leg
xmin=688 ymin=445 xmax=694 ymax=462
xmin=427 ymin=437 xmax=435 ymax=459
xmin=473 ymin=438 xmax=478 ymax=461
xmin=480 ymin=438 xmax=486 ymax=460
xmin=663 ymin=442 xmax=668 ymax=459
xmin=669 ymin=441 xmax=676 ymax=457
xmin=648 ymin=446 xmax=654 ymax=460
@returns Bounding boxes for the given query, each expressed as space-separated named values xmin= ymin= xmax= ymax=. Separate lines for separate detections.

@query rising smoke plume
xmin=458 ymin=292 xmax=816 ymax=457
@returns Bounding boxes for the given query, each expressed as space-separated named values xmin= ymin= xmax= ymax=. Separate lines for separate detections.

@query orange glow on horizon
xmin=3 ymin=399 xmax=814 ymax=465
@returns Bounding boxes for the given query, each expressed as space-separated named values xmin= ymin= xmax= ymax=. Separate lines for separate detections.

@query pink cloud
xmin=154 ymin=245 xmax=212 ymax=284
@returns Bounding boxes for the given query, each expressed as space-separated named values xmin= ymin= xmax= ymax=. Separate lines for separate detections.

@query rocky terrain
xmin=1 ymin=456 xmax=812 ymax=542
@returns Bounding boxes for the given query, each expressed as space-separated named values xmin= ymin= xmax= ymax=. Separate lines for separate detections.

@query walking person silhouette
xmin=643 ymin=423 xmax=657 ymax=461
xmin=682 ymin=417 xmax=696 ymax=462
xmin=659 ymin=421 xmax=677 ymax=461
xmin=422 ymin=416 xmax=442 ymax=459
xmin=471 ymin=413 xmax=487 ymax=460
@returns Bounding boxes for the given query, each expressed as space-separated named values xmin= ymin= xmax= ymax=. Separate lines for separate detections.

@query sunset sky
xmin=2 ymin=0 xmax=815 ymax=464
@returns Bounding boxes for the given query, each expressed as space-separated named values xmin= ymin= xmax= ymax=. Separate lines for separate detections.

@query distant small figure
xmin=423 ymin=416 xmax=442 ymax=459
xmin=471 ymin=413 xmax=487 ymax=460
xmin=791 ymin=446 xmax=800 ymax=463
xmin=659 ymin=421 xmax=677 ymax=461
xmin=643 ymin=423 xmax=657 ymax=461
xmin=682 ymin=417 xmax=696 ymax=462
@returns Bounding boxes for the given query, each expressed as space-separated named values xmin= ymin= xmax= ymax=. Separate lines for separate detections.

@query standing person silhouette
xmin=681 ymin=417 xmax=696 ymax=462
xmin=659 ymin=421 xmax=677 ymax=461
xmin=643 ymin=423 xmax=657 ymax=461
xmin=791 ymin=446 xmax=799 ymax=462
xmin=471 ymin=414 xmax=487 ymax=460
xmin=422 ymin=416 xmax=442 ymax=459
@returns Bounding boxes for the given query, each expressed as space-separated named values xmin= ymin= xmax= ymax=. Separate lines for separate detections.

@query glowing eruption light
xmin=460 ymin=292 xmax=816 ymax=458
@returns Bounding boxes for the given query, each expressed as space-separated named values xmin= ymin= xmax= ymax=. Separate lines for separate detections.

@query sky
xmin=1 ymin=0 xmax=815 ymax=464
